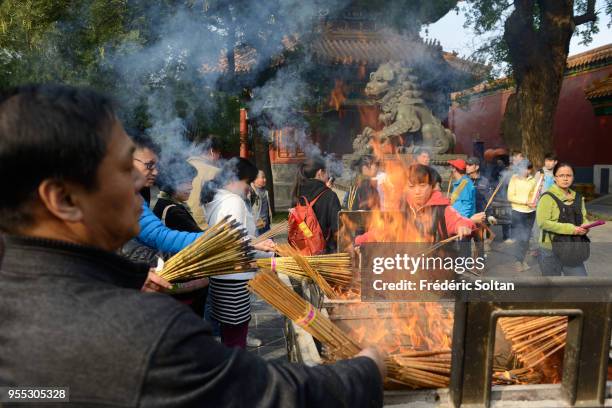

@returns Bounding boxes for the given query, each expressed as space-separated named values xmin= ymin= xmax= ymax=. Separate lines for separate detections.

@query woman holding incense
xmin=536 ymin=162 xmax=590 ymax=276
xmin=201 ymin=158 xmax=275 ymax=348
xmin=507 ymin=159 xmax=537 ymax=272
xmin=355 ymin=164 xmax=475 ymax=245
xmin=291 ymin=155 xmax=342 ymax=253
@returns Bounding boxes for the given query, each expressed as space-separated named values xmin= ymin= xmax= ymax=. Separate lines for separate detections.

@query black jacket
xmin=294 ymin=179 xmax=341 ymax=253
xmin=0 ymin=236 xmax=382 ymax=407
xmin=153 ymin=197 xmax=201 ymax=233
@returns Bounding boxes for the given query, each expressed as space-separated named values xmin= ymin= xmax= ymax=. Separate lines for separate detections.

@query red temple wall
xmin=449 ymin=66 xmax=612 ymax=167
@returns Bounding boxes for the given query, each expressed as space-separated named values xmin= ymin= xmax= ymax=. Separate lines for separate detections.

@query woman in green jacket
xmin=536 ymin=163 xmax=589 ymax=276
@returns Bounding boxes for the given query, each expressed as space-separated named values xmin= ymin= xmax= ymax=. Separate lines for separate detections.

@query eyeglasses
xmin=134 ymin=158 xmax=157 ymax=170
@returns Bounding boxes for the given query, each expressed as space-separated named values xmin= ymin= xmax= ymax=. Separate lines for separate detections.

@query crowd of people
xmin=0 ymin=84 xmax=594 ymax=406
xmin=0 ymin=84 xmax=385 ymax=407
xmin=343 ymin=147 xmax=592 ymax=276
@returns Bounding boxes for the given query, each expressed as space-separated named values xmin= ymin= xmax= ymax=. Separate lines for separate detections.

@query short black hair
xmin=553 ymin=162 xmax=574 ymax=177
xmin=206 ymin=135 xmax=222 ymax=153
xmin=544 ymin=152 xmax=557 ymax=161
xmin=131 ymin=132 xmax=160 ymax=155
xmin=158 ymin=158 xmax=198 ymax=195
xmin=200 ymin=158 xmax=258 ymax=204
xmin=414 ymin=147 xmax=432 ymax=157
xmin=351 ymin=155 xmax=378 ymax=172
xmin=0 ymin=84 xmax=116 ymax=232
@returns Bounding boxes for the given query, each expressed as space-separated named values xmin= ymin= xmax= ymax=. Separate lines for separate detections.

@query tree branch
xmin=573 ymin=0 xmax=597 ymax=26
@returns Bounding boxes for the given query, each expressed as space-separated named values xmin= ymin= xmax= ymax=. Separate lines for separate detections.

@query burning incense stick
xmin=420 ymin=234 xmax=461 ymax=257
xmin=347 ymin=178 xmax=359 ymax=210
xmin=276 ymin=244 xmax=337 ymax=299
xmin=256 ymin=253 xmax=353 ymax=286
xmin=159 ymin=216 xmax=255 ymax=282
xmin=484 ymin=179 xmax=504 ymax=212
xmin=253 ymin=220 xmax=288 ymax=244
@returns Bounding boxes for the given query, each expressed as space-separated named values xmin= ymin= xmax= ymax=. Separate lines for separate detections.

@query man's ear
xmin=37 ymin=179 xmax=84 ymax=222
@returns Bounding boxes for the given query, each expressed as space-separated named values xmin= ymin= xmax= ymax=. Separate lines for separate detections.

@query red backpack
xmin=288 ymin=190 xmax=328 ymax=255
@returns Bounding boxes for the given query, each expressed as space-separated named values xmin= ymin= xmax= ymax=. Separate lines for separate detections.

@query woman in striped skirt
xmin=201 ymin=158 xmax=275 ymax=348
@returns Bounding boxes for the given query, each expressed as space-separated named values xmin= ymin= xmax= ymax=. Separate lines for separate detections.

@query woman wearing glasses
xmin=536 ymin=162 xmax=590 ymax=276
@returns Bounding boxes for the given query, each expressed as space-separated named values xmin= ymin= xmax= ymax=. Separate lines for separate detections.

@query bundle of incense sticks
xmin=347 ymin=181 xmax=359 ymax=210
xmin=249 ymin=271 xmax=451 ymax=389
xmin=248 ymin=271 xmax=361 ymax=359
xmin=253 ymin=220 xmax=288 ymax=244
xmin=256 ymin=253 xmax=353 ymax=286
xmin=529 ymin=172 xmax=545 ymax=206
xmin=387 ymin=350 xmax=451 ymax=388
xmin=275 ymin=244 xmax=337 ymax=299
xmin=159 ymin=215 xmax=255 ymax=282
xmin=499 ymin=316 xmax=568 ymax=368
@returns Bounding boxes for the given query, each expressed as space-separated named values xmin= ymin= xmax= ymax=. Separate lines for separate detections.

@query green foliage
xmin=461 ymin=0 xmax=612 ymax=75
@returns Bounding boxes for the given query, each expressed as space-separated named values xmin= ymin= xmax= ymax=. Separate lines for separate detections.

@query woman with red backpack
xmin=289 ymin=155 xmax=342 ymax=254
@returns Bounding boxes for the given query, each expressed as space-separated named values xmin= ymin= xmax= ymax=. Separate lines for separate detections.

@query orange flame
xmin=329 ymin=79 xmax=348 ymax=113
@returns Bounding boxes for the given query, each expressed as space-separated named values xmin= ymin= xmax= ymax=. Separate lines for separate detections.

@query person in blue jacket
xmin=448 ymin=159 xmax=477 ymax=257
xmin=129 ymin=134 xmax=204 ymax=254
xmin=448 ymin=159 xmax=476 ymax=219
xmin=138 ymin=202 xmax=201 ymax=253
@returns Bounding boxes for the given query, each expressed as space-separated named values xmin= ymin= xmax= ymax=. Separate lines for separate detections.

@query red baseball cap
xmin=448 ymin=159 xmax=466 ymax=171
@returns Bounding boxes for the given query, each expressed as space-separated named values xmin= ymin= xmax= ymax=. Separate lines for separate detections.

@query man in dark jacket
xmin=0 ymin=85 xmax=384 ymax=407
xmin=466 ymin=157 xmax=492 ymax=256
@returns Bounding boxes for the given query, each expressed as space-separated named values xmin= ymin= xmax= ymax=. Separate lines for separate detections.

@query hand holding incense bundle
xmin=250 ymin=271 xmax=452 ymax=389
xmin=583 ymin=220 xmax=605 ymax=229
xmin=256 ymin=253 xmax=353 ymax=286
xmin=159 ymin=216 xmax=255 ymax=282
xmin=276 ymin=244 xmax=337 ymax=299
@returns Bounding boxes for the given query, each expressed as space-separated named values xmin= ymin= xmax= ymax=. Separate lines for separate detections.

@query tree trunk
xmin=501 ymin=93 xmax=521 ymax=150
xmin=501 ymin=0 xmax=588 ymax=169
xmin=515 ymin=63 xmax=561 ymax=168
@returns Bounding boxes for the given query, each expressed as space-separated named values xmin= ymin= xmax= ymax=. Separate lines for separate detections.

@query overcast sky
xmin=421 ymin=1 xmax=612 ymax=63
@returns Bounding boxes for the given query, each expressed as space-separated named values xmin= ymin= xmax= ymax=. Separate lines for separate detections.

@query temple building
xmin=268 ymin=10 xmax=487 ymax=209
xmin=448 ymin=43 xmax=612 ymax=195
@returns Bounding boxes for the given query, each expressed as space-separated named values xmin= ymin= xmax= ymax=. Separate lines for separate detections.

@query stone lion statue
xmin=353 ymin=61 xmax=455 ymax=156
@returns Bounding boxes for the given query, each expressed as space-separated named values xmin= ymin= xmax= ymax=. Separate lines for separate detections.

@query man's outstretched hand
xmin=141 ymin=269 xmax=173 ymax=293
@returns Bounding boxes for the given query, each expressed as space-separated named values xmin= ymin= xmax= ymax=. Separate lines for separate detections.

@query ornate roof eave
xmin=452 ymin=43 xmax=612 ymax=101
xmin=310 ymin=27 xmax=488 ymax=79
xmin=585 ymin=74 xmax=612 ymax=100
xmin=566 ymin=43 xmax=612 ymax=71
